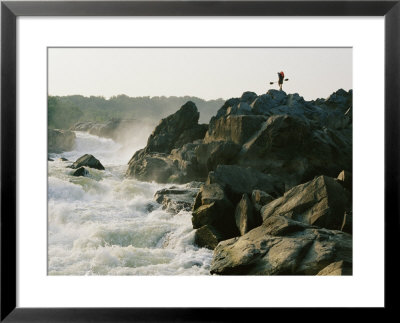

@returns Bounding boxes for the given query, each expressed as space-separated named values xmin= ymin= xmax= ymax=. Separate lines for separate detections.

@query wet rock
xmin=71 ymin=167 xmax=89 ymax=177
xmin=48 ymin=129 xmax=76 ymax=153
xmin=69 ymin=154 xmax=105 ymax=170
xmin=210 ymin=215 xmax=352 ymax=275
xmin=235 ymin=194 xmax=261 ymax=235
xmin=154 ymin=183 xmax=201 ymax=213
xmin=194 ymin=225 xmax=225 ymax=250
xmin=59 ymin=157 xmax=69 ymax=161
xmin=261 ymin=175 xmax=350 ymax=231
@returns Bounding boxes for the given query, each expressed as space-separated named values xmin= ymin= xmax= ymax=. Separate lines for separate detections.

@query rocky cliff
xmin=128 ymin=88 xmax=353 ymax=275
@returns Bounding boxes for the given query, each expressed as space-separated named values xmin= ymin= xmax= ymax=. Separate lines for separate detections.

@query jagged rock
xmin=69 ymin=154 xmax=105 ymax=170
xmin=48 ymin=129 xmax=76 ymax=153
xmin=154 ymin=183 xmax=201 ymax=213
xmin=210 ymin=215 xmax=352 ymax=275
xmin=337 ymin=170 xmax=352 ymax=191
xmin=145 ymin=101 xmax=200 ymax=154
xmin=251 ymin=190 xmax=274 ymax=212
xmin=316 ymin=260 xmax=352 ymax=275
xmin=126 ymin=102 xmax=207 ymax=183
xmin=261 ymin=175 xmax=350 ymax=231
xmin=207 ymin=165 xmax=284 ymax=202
xmin=72 ymin=167 xmax=89 ymax=177
xmin=194 ymin=225 xmax=224 ymax=250
xmin=235 ymin=194 xmax=261 ymax=235
xmin=204 ymin=115 xmax=267 ymax=145
xmin=59 ymin=157 xmax=68 ymax=161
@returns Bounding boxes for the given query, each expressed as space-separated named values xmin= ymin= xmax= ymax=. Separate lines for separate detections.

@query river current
xmin=48 ymin=131 xmax=213 ymax=275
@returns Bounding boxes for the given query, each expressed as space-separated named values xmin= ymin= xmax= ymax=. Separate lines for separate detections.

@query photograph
xmin=47 ymin=47 xmax=353 ymax=276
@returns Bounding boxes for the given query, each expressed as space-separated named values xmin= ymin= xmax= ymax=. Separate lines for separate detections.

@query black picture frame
xmin=1 ymin=1 xmax=398 ymax=321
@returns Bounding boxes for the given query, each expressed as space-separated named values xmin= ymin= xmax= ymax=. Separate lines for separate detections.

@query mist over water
xmin=48 ymin=132 xmax=213 ymax=275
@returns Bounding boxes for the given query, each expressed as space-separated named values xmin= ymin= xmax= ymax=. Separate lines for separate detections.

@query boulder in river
xmin=72 ymin=167 xmax=89 ymax=177
xmin=69 ymin=154 xmax=105 ymax=170
xmin=154 ymin=182 xmax=202 ymax=213
xmin=194 ymin=224 xmax=225 ymax=250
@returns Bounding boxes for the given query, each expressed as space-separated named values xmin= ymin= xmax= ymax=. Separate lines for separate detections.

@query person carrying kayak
xmin=277 ymin=71 xmax=285 ymax=91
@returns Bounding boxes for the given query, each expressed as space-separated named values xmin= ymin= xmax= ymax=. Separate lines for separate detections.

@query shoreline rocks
xmin=48 ymin=129 xmax=76 ymax=153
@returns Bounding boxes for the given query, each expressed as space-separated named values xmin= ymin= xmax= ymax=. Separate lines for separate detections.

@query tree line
xmin=48 ymin=94 xmax=225 ymax=129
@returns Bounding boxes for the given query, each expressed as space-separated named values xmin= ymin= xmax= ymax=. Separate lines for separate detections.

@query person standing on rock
xmin=278 ymin=71 xmax=285 ymax=91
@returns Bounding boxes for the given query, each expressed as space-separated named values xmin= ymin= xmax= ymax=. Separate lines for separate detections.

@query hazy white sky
xmin=48 ymin=47 xmax=352 ymax=101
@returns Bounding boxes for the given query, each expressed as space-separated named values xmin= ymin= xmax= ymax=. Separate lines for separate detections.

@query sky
xmin=48 ymin=47 xmax=352 ymax=101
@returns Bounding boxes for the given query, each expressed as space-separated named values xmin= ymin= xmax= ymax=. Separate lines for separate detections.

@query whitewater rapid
xmin=48 ymin=132 xmax=213 ymax=275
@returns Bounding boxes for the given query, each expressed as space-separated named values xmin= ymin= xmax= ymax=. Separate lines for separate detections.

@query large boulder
xmin=206 ymin=165 xmax=284 ymax=202
xmin=126 ymin=151 xmax=178 ymax=183
xmin=126 ymin=102 xmax=208 ymax=183
xmin=69 ymin=154 xmax=105 ymax=170
xmin=48 ymin=129 xmax=76 ymax=153
xmin=192 ymin=183 xmax=238 ymax=239
xmin=145 ymin=101 xmax=200 ymax=154
xmin=261 ymin=175 xmax=351 ymax=231
xmin=210 ymin=215 xmax=352 ymax=275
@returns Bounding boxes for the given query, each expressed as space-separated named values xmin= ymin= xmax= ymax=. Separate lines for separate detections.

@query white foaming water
xmin=48 ymin=132 xmax=213 ymax=275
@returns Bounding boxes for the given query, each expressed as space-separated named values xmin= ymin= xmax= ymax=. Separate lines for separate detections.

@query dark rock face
xmin=235 ymin=194 xmax=261 ymax=235
xmin=251 ymin=190 xmax=274 ymax=212
xmin=337 ymin=170 xmax=352 ymax=191
xmin=204 ymin=115 xmax=267 ymax=145
xmin=192 ymin=183 xmax=238 ymax=239
xmin=195 ymin=225 xmax=224 ymax=250
xmin=261 ymin=175 xmax=351 ymax=231
xmin=195 ymin=141 xmax=241 ymax=173
xmin=207 ymin=165 xmax=284 ymax=202
xmin=48 ymin=129 xmax=76 ymax=153
xmin=69 ymin=154 xmax=105 ymax=170
xmin=210 ymin=215 xmax=352 ymax=275
xmin=146 ymin=101 xmax=200 ymax=154
xmin=72 ymin=167 xmax=89 ymax=177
